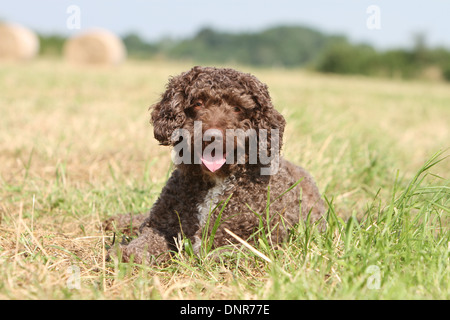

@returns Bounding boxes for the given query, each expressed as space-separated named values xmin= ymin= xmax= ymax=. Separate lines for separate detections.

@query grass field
xmin=0 ymin=59 xmax=448 ymax=299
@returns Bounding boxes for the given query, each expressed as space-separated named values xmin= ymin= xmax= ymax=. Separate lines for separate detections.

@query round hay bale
xmin=64 ymin=29 xmax=126 ymax=65
xmin=0 ymin=23 xmax=39 ymax=61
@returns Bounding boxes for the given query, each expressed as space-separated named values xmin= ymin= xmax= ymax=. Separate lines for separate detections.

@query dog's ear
xmin=257 ymin=105 xmax=286 ymax=161
xmin=259 ymin=106 xmax=285 ymax=145
xmin=150 ymin=88 xmax=186 ymax=146
xmin=250 ymin=79 xmax=286 ymax=150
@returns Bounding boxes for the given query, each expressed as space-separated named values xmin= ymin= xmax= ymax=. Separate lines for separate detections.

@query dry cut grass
xmin=0 ymin=59 xmax=448 ymax=299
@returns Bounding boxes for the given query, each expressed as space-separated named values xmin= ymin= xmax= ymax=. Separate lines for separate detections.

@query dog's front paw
xmin=106 ymin=243 xmax=150 ymax=264
xmin=102 ymin=213 xmax=147 ymax=236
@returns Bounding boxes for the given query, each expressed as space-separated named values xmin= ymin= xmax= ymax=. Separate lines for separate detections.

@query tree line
xmin=39 ymin=25 xmax=450 ymax=81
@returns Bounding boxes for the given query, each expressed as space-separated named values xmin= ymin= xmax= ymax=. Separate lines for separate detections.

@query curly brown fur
xmin=104 ymin=66 xmax=325 ymax=264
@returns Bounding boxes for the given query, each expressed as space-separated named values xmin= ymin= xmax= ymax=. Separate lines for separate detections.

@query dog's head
xmin=150 ymin=66 xmax=285 ymax=177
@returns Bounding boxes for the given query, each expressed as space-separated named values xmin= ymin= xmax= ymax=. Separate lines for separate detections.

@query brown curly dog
xmin=104 ymin=66 xmax=325 ymax=264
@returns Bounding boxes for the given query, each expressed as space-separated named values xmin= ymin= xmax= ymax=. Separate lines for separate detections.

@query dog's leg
xmin=107 ymin=225 xmax=174 ymax=264
xmin=102 ymin=212 xmax=148 ymax=236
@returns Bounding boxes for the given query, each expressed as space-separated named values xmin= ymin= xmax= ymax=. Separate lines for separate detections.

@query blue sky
xmin=1 ymin=0 xmax=449 ymax=49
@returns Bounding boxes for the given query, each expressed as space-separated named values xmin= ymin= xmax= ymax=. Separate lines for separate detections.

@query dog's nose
xmin=203 ymin=128 xmax=223 ymax=143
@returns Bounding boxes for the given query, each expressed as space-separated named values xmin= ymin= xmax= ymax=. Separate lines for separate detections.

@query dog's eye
xmin=233 ymin=106 xmax=242 ymax=113
xmin=193 ymin=100 xmax=204 ymax=110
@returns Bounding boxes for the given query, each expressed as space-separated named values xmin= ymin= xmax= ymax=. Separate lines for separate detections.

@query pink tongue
xmin=201 ymin=153 xmax=226 ymax=172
